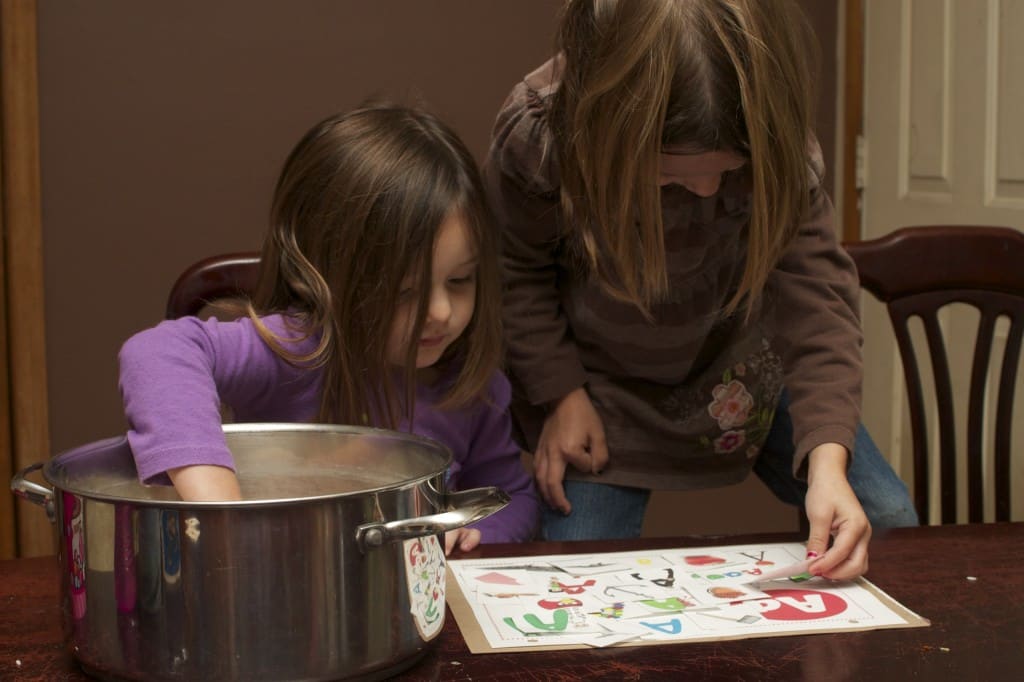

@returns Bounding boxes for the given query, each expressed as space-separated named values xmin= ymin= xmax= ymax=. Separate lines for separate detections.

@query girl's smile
xmin=419 ymin=335 xmax=447 ymax=348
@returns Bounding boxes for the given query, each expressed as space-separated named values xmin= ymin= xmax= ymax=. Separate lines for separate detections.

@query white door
xmin=861 ymin=0 xmax=1024 ymax=521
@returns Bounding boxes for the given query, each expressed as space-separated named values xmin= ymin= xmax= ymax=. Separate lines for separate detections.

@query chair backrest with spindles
xmin=844 ymin=225 xmax=1024 ymax=524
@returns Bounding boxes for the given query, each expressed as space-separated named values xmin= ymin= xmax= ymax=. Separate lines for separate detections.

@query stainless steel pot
xmin=11 ymin=423 xmax=509 ymax=681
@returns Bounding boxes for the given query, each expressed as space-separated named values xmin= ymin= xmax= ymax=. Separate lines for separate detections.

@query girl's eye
xmin=398 ymin=287 xmax=416 ymax=301
xmin=449 ymin=273 xmax=476 ymax=286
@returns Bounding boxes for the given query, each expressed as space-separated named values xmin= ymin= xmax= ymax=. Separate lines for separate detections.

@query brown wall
xmin=38 ymin=1 xmax=836 ymax=538
xmin=38 ymin=0 xmax=561 ymax=450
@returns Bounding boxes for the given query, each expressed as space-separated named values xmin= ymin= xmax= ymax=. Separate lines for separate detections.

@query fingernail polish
xmin=806 ymin=551 xmax=819 ymax=559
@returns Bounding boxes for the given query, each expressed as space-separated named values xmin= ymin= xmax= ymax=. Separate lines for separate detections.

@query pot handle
xmin=10 ymin=463 xmax=55 ymax=521
xmin=355 ymin=485 xmax=511 ymax=549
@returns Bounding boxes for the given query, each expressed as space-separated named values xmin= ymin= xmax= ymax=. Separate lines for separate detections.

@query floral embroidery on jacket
xmin=698 ymin=339 xmax=782 ymax=457
xmin=713 ymin=429 xmax=746 ymax=454
xmin=651 ymin=337 xmax=782 ymax=459
xmin=708 ymin=380 xmax=754 ymax=430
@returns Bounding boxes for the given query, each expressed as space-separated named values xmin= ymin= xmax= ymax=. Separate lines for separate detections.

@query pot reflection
xmin=58 ymin=491 xmax=444 ymax=680
xmin=62 ymin=492 xmax=86 ymax=621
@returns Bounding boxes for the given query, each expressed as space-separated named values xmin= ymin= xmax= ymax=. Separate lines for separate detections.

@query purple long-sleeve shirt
xmin=118 ymin=314 xmax=539 ymax=543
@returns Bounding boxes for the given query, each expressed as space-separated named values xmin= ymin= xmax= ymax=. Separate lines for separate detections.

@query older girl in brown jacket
xmin=486 ymin=0 xmax=917 ymax=581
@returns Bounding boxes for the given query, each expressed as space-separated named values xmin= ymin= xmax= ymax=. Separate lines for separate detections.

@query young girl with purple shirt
xmin=119 ymin=104 xmax=539 ymax=553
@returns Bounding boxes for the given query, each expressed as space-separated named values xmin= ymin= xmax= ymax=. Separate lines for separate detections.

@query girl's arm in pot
xmin=167 ymin=464 xmax=242 ymax=501
xmin=118 ymin=314 xmax=321 ymax=498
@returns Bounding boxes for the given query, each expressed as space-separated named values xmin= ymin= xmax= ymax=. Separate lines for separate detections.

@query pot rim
xmin=43 ymin=422 xmax=453 ymax=509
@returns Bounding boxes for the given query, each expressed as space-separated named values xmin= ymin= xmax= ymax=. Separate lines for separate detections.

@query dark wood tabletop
xmin=2 ymin=523 xmax=1021 ymax=681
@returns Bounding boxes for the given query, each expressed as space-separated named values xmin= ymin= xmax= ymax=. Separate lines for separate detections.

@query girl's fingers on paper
xmin=817 ymin=532 xmax=870 ymax=581
xmin=810 ymin=520 xmax=871 ymax=580
xmin=803 ymin=462 xmax=871 ymax=580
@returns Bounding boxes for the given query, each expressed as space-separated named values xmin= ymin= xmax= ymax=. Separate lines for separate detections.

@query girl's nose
xmin=683 ymin=174 xmax=722 ymax=197
xmin=427 ymin=287 xmax=452 ymax=323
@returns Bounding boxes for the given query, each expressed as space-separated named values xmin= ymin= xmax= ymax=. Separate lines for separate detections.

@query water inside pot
xmin=44 ymin=423 xmax=451 ymax=505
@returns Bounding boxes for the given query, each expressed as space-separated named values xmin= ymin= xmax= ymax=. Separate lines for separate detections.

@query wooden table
xmin=2 ymin=523 xmax=1021 ymax=681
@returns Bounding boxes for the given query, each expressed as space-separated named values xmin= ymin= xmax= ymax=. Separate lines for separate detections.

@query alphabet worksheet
xmin=446 ymin=542 xmax=928 ymax=652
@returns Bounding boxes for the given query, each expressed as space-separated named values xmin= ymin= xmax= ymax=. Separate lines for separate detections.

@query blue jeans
xmin=541 ymin=390 xmax=919 ymax=541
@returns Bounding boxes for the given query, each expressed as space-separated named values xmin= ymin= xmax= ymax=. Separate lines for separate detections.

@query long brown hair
xmin=551 ymin=0 xmax=817 ymax=315
xmin=247 ymin=103 xmax=502 ymax=427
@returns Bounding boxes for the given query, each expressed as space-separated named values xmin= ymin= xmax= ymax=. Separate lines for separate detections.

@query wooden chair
xmin=165 ymin=252 xmax=260 ymax=319
xmin=844 ymin=225 xmax=1024 ymax=524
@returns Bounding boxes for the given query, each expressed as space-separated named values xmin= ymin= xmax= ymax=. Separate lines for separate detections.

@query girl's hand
xmin=534 ymin=387 xmax=610 ymax=515
xmin=445 ymin=528 xmax=481 ymax=555
xmin=167 ymin=465 xmax=243 ymax=502
xmin=803 ymin=443 xmax=872 ymax=580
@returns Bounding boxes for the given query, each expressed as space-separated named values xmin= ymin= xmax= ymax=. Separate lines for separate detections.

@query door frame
xmin=841 ymin=0 xmax=864 ymax=242
xmin=1 ymin=0 xmax=53 ymax=558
